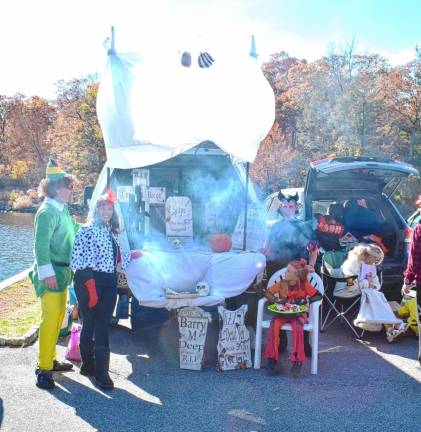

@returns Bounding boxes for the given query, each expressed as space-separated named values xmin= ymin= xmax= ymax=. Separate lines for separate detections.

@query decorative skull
xmin=196 ymin=281 xmax=210 ymax=296
xmin=172 ymin=239 xmax=182 ymax=249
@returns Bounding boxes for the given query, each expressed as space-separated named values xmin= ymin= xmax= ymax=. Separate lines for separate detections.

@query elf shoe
xmin=35 ymin=370 xmax=55 ymax=390
xmin=52 ymin=360 xmax=74 ymax=372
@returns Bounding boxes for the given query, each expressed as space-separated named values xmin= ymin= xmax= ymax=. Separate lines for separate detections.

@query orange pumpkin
xmin=209 ymin=234 xmax=232 ymax=253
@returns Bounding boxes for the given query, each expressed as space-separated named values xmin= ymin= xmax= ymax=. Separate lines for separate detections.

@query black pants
xmin=74 ymin=270 xmax=117 ymax=350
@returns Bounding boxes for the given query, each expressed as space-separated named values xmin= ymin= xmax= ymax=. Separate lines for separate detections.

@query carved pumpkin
xmin=209 ymin=233 xmax=232 ymax=253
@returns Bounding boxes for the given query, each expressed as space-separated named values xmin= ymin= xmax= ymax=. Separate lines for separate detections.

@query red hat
xmin=97 ymin=188 xmax=117 ymax=207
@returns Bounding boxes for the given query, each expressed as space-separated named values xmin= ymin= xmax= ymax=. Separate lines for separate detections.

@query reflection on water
xmin=0 ymin=212 xmax=87 ymax=282
xmin=0 ymin=213 xmax=35 ymax=282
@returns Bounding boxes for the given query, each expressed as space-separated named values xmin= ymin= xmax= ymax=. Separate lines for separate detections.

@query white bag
xmin=334 ymin=280 xmax=361 ymax=298
xmin=354 ymin=289 xmax=402 ymax=331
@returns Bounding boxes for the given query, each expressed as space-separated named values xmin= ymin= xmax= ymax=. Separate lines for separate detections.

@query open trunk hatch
xmin=306 ymin=157 xmax=419 ymax=197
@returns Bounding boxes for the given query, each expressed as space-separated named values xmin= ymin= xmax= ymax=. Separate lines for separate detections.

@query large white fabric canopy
xmin=96 ymin=42 xmax=275 ymax=168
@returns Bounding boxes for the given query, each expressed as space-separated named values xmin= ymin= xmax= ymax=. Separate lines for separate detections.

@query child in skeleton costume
xmin=264 ymin=260 xmax=321 ymax=376
xmin=29 ymin=158 xmax=79 ymax=390
xmin=71 ymin=189 xmax=139 ymax=390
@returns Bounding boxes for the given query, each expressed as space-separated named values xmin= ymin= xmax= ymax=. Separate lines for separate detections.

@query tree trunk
xmin=409 ymin=129 xmax=416 ymax=161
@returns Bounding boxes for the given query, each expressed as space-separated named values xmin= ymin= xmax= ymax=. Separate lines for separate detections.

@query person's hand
xmin=44 ymin=276 xmax=58 ymax=289
xmin=131 ymin=251 xmax=143 ymax=260
xmin=401 ymin=283 xmax=413 ymax=296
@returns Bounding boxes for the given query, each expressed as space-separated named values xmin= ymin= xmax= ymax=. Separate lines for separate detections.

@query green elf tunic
xmin=29 ymin=197 xmax=79 ymax=297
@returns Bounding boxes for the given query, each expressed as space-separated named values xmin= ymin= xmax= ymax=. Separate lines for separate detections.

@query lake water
xmin=0 ymin=213 xmax=35 ymax=282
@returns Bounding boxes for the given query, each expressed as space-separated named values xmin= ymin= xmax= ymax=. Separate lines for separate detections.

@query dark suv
xmin=303 ymin=157 xmax=419 ymax=298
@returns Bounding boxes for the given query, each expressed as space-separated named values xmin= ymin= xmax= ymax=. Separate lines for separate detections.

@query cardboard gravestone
xmin=231 ymin=204 xmax=267 ymax=251
xmin=178 ymin=307 xmax=212 ymax=370
xmin=217 ymin=304 xmax=252 ymax=371
xmin=165 ymin=196 xmax=193 ymax=238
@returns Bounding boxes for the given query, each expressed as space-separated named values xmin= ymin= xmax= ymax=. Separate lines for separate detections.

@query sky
xmin=1 ymin=0 xmax=420 ymax=99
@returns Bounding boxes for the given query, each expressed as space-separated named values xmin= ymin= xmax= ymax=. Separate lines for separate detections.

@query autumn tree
xmin=47 ymin=77 xmax=105 ymax=189
xmin=379 ymin=52 xmax=421 ymax=162
xmin=1 ymin=95 xmax=55 ymax=187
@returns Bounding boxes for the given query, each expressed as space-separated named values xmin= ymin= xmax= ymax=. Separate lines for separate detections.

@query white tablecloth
xmin=126 ymin=250 xmax=266 ymax=308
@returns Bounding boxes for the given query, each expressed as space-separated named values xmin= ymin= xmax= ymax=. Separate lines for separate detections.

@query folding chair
xmin=254 ymin=268 xmax=323 ymax=374
xmin=320 ymin=251 xmax=362 ymax=338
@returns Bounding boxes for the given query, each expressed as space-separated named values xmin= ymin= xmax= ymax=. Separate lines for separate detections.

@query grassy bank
xmin=0 ymin=279 xmax=40 ymax=338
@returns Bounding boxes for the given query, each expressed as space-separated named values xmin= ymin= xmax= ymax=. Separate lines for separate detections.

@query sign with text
xmin=232 ymin=204 xmax=267 ymax=251
xmin=217 ymin=304 xmax=252 ymax=371
xmin=165 ymin=196 xmax=193 ymax=237
xmin=147 ymin=187 xmax=166 ymax=204
xmin=117 ymin=186 xmax=133 ymax=203
xmin=132 ymin=168 xmax=149 ymax=187
xmin=178 ymin=307 xmax=212 ymax=370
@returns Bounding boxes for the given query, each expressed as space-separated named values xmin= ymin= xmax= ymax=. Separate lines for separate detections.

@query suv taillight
xmin=404 ymin=227 xmax=412 ymax=242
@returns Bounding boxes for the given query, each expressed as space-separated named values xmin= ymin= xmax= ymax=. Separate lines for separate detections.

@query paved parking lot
xmin=1 ymin=314 xmax=420 ymax=432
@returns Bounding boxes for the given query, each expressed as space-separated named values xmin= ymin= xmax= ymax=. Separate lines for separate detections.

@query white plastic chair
xmin=254 ymin=268 xmax=323 ymax=374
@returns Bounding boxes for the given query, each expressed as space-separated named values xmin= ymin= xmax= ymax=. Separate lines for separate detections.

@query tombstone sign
xmin=217 ymin=304 xmax=252 ymax=371
xmin=147 ymin=187 xmax=166 ymax=204
xmin=231 ymin=204 xmax=267 ymax=251
xmin=132 ymin=168 xmax=149 ymax=187
xmin=178 ymin=307 xmax=212 ymax=370
xmin=165 ymin=196 xmax=193 ymax=237
xmin=117 ymin=186 xmax=133 ymax=203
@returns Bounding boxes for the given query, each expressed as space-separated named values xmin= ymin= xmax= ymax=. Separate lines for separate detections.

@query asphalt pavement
xmin=1 ymin=313 xmax=420 ymax=432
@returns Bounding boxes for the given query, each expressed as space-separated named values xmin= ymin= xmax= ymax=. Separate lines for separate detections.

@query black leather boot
xmin=79 ymin=342 xmax=95 ymax=377
xmin=95 ymin=347 xmax=114 ymax=390
xmin=304 ymin=332 xmax=312 ymax=358
xmin=279 ymin=330 xmax=288 ymax=353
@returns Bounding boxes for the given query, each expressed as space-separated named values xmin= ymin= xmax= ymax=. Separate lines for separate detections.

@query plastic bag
xmin=65 ymin=323 xmax=82 ymax=361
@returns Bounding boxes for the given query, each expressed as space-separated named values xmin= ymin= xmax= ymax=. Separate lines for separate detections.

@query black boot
xmin=95 ymin=347 xmax=114 ymax=390
xmin=265 ymin=359 xmax=279 ymax=376
xmin=79 ymin=342 xmax=95 ymax=377
xmin=304 ymin=332 xmax=312 ymax=358
xmin=279 ymin=330 xmax=288 ymax=353
xmin=291 ymin=361 xmax=302 ymax=378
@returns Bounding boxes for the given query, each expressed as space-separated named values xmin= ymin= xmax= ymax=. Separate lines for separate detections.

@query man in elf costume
xmin=29 ymin=158 xmax=79 ymax=390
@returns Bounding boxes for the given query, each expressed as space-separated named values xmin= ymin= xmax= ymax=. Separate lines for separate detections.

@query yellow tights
xmin=38 ymin=290 xmax=67 ymax=370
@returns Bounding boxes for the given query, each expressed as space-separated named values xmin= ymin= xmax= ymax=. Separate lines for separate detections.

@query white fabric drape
xmin=96 ymin=47 xmax=275 ymax=168
xmin=126 ymin=250 xmax=266 ymax=308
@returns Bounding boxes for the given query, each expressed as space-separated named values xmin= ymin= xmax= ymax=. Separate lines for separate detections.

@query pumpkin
xmin=209 ymin=233 xmax=232 ymax=253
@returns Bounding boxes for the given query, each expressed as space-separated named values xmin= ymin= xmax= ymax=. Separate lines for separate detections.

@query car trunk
xmin=89 ymin=142 xmax=264 ymax=251
xmin=304 ymin=157 xmax=419 ymax=264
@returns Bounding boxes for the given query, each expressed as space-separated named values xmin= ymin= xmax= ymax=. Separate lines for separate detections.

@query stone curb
xmin=0 ymin=268 xmax=31 ymax=292
xmin=0 ymin=269 xmax=39 ymax=347
xmin=0 ymin=324 xmax=39 ymax=347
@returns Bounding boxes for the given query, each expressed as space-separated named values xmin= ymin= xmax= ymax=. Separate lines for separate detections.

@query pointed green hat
xmin=46 ymin=157 xmax=66 ymax=180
